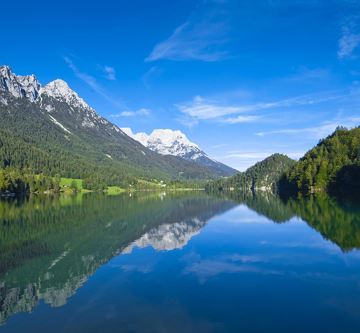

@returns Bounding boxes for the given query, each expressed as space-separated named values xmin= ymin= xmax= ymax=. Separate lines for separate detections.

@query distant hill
xmin=207 ymin=153 xmax=296 ymax=192
xmin=281 ymin=126 xmax=360 ymax=199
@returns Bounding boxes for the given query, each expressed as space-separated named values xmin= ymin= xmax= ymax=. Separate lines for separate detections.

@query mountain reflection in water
xmin=0 ymin=192 xmax=235 ymax=324
xmin=0 ymin=191 xmax=360 ymax=331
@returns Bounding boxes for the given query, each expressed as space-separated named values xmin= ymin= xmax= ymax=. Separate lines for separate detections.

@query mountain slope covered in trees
xmin=0 ymin=66 xmax=225 ymax=188
xmin=207 ymin=154 xmax=296 ymax=192
xmin=281 ymin=127 xmax=360 ymax=199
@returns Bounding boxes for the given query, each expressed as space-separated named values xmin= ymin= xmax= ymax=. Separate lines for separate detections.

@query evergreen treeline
xmin=83 ymin=177 xmax=107 ymax=191
xmin=0 ymin=168 xmax=59 ymax=195
xmin=0 ymin=168 xmax=111 ymax=195
xmin=281 ymin=126 xmax=360 ymax=199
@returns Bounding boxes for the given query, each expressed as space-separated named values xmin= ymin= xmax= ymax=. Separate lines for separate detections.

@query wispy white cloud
xmin=110 ymin=108 xmax=151 ymax=118
xmin=338 ymin=19 xmax=360 ymax=59
xmin=145 ymin=3 xmax=229 ymax=62
xmin=64 ymin=56 xmax=103 ymax=94
xmin=176 ymin=96 xmax=250 ymax=120
xmin=256 ymin=117 xmax=360 ymax=139
xmin=142 ymin=66 xmax=162 ymax=89
xmin=222 ymin=115 xmax=261 ymax=124
xmin=176 ymin=91 xmax=346 ymax=125
xmin=103 ymin=66 xmax=116 ymax=80
xmin=63 ymin=56 xmax=125 ymax=108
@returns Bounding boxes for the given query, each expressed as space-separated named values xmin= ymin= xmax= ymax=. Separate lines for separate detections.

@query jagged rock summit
xmin=0 ymin=66 xmax=92 ymax=111
xmin=0 ymin=66 xmax=110 ymax=130
xmin=40 ymin=79 xmax=92 ymax=111
xmin=0 ymin=65 xmax=41 ymax=102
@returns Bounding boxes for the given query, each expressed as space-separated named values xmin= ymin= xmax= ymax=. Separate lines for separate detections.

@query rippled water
xmin=0 ymin=191 xmax=360 ymax=333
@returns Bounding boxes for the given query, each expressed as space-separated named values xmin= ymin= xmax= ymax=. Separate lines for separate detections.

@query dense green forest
xmin=206 ymin=128 xmax=360 ymax=201
xmin=206 ymin=154 xmax=295 ymax=192
xmin=0 ymin=168 xmax=60 ymax=195
xmin=0 ymin=167 xmax=112 ymax=195
xmin=281 ymin=126 xmax=360 ymax=199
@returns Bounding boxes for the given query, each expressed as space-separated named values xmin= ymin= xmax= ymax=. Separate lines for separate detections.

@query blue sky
xmin=2 ymin=0 xmax=360 ymax=170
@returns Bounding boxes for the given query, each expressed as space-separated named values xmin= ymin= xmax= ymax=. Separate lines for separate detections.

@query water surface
xmin=1 ymin=191 xmax=360 ymax=332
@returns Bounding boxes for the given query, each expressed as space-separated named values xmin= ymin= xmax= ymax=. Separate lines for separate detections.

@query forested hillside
xmin=207 ymin=154 xmax=295 ymax=192
xmin=281 ymin=127 xmax=360 ymax=199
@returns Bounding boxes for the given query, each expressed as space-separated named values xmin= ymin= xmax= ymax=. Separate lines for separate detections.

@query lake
xmin=1 ymin=191 xmax=360 ymax=333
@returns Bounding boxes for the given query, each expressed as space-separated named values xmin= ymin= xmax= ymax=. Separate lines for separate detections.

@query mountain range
xmin=0 ymin=65 xmax=236 ymax=184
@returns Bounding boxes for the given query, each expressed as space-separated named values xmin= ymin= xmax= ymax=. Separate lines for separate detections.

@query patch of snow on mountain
xmin=81 ymin=118 xmax=96 ymax=128
xmin=45 ymin=104 xmax=55 ymax=112
xmin=0 ymin=95 xmax=8 ymax=105
xmin=48 ymin=115 xmax=71 ymax=134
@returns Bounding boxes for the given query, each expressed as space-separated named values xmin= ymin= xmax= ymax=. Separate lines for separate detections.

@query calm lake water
xmin=1 ymin=191 xmax=360 ymax=333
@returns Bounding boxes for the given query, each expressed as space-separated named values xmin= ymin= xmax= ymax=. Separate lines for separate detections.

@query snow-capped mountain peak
xmin=122 ymin=127 xmax=238 ymax=176
xmin=0 ymin=65 xmax=93 ymax=113
xmin=40 ymin=79 xmax=92 ymax=111
xmin=149 ymin=129 xmax=198 ymax=147
xmin=0 ymin=65 xmax=113 ymax=131
xmin=122 ymin=128 xmax=201 ymax=158
xmin=0 ymin=65 xmax=41 ymax=102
